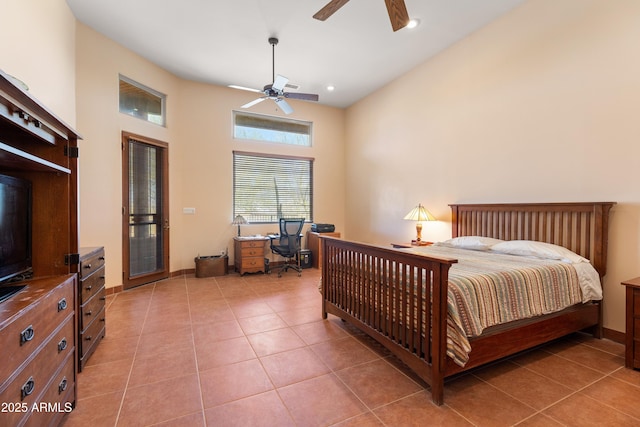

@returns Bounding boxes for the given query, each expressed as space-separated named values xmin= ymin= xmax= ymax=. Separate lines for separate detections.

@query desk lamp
xmin=232 ymin=215 xmax=248 ymax=237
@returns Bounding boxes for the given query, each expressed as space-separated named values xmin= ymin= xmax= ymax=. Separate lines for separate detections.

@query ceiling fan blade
xmin=284 ymin=92 xmax=319 ymax=102
xmin=313 ymin=0 xmax=350 ymax=21
xmin=274 ymin=98 xmax=294 ymax=114
xmin=229 ymin=84 xmax=263 ymax=93
xmin=385 ymin=0 xmax=410 ymax=32
xmin=272 ymin=75 xmax=289 ymax=92
xmin=241 ymin=97 xmax=267 ymax=109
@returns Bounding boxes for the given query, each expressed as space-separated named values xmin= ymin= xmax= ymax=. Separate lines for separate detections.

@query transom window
xmin=233 ymin=151 xmax=313 ymax=223
xmin=119 ymin=75 xmax=166 ymax=126
xmin=233 ymin=111 xmax=312 ymax=146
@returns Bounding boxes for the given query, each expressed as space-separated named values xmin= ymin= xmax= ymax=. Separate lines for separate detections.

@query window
xmin=233 ymin=111 xmax=312 ymax=146
xmin=233 ymin=151 xmax=313 ymax=223
xmin=119 ymin=75 xmax=166 ymax=126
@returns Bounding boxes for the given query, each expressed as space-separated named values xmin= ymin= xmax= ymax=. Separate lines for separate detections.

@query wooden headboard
xmin=449 ymin=202 xmax=615 ymax=277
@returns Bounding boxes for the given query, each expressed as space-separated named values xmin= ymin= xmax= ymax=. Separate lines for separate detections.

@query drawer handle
xmin=85 ymin=285 xmax=92 ymax=291
xmin=85 ymin=335 xmax=92 ymax=341
xmin=100 ymin=297 xmax=106 ymax=301
xmin=99 ymin=256 xmax=105 ymax=261
xmin=58 ymin=298 xmax=68 ymax=312
xmin=20 ymin=325 xmax=34 ymax=345
xmin=21 ymin=377 xmax=35 ymax=400
xmin=85 ymin=310 xmax=93 ymax=316
xmin=58 ymin=338 xmax=68 ymax=352
xmin=58 ymin=377 xmax=68 ymax=394
xmin=84 ymin=263 xmax=92 ymax=269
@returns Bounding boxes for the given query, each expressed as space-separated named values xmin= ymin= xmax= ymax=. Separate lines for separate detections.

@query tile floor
xmin=61 ymin=268 xmax=640 ymax=427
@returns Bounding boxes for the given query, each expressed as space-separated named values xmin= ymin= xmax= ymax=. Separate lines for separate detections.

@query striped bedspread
xmin=405 ymin=246 xmax=589 ymax=366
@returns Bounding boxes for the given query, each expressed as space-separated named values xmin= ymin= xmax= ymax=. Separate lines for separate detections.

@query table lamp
xmin=232 ymin=215 xmax=248 ymax=237
xmin=403 ymin=203 xmax=435 ymax=242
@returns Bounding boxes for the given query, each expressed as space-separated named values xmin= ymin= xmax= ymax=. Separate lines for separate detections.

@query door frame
xmin=121 ymin=131 xmax=170 ymax=289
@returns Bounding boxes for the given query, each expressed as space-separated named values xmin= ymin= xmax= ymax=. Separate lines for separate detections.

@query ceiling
xmin=66 ymin=0 xmax=526 ymax=109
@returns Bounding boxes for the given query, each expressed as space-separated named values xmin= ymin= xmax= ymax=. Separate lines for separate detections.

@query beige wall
xmin=74 ymin=24 xmax=346 ymax=288
xmin=1 ymin=0 xmax=76 ymax=125
xmin=173 ymin=80 xmax=345 ymax=265
xmin=74 ymin=24 xmax=179 ymax=289
xmin=345 ymin=0 xmax=640 ymax=333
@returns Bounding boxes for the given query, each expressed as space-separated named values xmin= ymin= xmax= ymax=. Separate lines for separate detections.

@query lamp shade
xmin=232 ymin=215 xmax=248 ymax=225
xmin=232 ymin=215 xmax=248 ymax=237
xmin=403 ymin=204 xmax=435 ymax=222
xmin=403 ymin=204 xmax=435 ymax=242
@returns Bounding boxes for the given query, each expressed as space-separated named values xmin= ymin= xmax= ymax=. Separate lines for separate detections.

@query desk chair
xmin=270 ymin=218 xmax=305 ymax=277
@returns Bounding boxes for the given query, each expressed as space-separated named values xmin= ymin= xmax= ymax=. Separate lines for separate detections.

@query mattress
xmin=401 ymin=245 xmax=602 ymax=365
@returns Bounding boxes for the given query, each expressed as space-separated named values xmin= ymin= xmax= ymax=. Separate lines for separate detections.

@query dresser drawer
xmin=239 ymin=257 xmax=265 ymax=271
xmin=79 ymin=265 xmax=105 ymax=304
xmin=80 ymin=286 xmax=106 ymax=332
xmin=80 ymin=307 xmax=106 ymax=360
xmin=634 ymin=290 xmax=640 ymax=315
xmin=237 ymin=240 xmax=266 ymax=249
xmin=241 ymin=247 xmax=264 ymax=258
xmin=0 ymin=315 xmax=74 ymax=425
xmin=0 ymin=277 xmax=75 ymax=385
xmin=634 ymin=338 xmax=640 ymax=365
xmin=23 ymin=351 xmax=75 ymax=427
xmin=79 ymin=247 xmax=105 ymax=280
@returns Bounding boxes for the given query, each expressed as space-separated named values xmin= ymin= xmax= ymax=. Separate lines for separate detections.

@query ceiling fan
xmin=231 ymin=37 xmax=319 ymax=115
xmin=313 ymin=0 xmax=410 ymax=32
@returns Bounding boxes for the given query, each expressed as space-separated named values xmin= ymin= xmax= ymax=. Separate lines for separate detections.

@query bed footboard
xmin=321 ymin=237 xmax=457 ymax=405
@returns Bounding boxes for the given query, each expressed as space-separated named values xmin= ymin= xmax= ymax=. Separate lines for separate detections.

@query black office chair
xmin=270 ymin=218 xmax=305 ymax=277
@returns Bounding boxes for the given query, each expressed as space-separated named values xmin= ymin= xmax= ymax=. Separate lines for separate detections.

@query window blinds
xmin=233 ymin=151 xmax=313 ymax=223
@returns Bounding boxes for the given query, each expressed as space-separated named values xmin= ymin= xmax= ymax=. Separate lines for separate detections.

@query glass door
xmin=122 ymin=132 xmax=169 ymax=289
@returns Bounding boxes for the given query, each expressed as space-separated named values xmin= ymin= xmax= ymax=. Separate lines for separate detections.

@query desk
xmin=234 ymin=236 xmax=269 ymax=275
xmin=307 ymin=231 xmax=341 ymax=269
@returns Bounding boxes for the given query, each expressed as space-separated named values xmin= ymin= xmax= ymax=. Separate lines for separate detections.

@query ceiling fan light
xmin=326 ymin=85 xmax=335 ymax=92
xmin=234 ymin=37 xmax=319 ymax=114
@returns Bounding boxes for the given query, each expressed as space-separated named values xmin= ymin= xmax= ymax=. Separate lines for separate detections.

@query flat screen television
xmin=0 ymin=174 xmax=32 ymax=283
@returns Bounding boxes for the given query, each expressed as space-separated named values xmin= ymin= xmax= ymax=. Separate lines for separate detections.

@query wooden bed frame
xmin=321 ymin=202 xmax=615 ymax=405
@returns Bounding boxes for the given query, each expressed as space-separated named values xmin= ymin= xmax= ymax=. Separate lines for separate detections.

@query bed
xmin=320 ymin=202 xmax=615 ymax=405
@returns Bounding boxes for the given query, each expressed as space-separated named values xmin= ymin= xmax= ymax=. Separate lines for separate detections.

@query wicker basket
xmin=195 ymin=255 xmax=228 ymax=277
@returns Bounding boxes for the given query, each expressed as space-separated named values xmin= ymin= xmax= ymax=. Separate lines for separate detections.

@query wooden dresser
xmin=622 ymin=277 xmax=640 ymax=369
xmin=78 ymin=247 xmax=106 ymax=371
xmin=307 ymin=231 xmax=341 ymax=269
xmin=234 ymin=237 xmax=268 ymax=275
xmin=0 ymin=70 xmax=81 ymax=422
xmin=0 ymin=275 xmax=77 ymax=426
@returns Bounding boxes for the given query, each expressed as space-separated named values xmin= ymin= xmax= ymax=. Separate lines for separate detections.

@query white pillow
xmin=437 ymin=236 xmax=504 ymax=251
xmin=490 ymin=240 xmax=588 ymax=263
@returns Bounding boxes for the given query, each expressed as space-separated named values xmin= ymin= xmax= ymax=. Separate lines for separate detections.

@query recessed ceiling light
xmin=326 ymin=85 xmax=335 ymax=92
xmin=406 ymin=18 xmax=420 ymax=29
